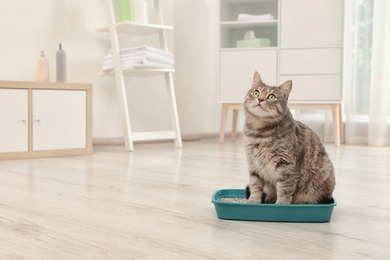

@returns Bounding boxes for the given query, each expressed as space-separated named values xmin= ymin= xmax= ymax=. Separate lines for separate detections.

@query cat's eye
xmin=267 ymin=94 xmax=276 ymax=100
xmin=252 ymin=90 xmax=260 ymax=97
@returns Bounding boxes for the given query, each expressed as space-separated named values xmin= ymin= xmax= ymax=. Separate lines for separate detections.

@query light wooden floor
xmin=1 ymin=138 xmax=390 ymax=260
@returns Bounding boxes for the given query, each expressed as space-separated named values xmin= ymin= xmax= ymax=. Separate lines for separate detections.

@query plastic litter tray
xmin=212 ymin=189 xmax=336 ymax=222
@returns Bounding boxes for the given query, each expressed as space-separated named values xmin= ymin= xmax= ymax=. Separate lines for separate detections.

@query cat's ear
xmin=252 ymin=71 xmax=263 ymax=88
xmin=279 ymin=80 xmax=292 ymax=98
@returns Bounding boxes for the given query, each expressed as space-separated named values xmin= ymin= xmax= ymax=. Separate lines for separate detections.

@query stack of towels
xmin=102 ymin=45 xmax=174 ymax=72
xmin=237 ymin=13 xmax=275 ymax=21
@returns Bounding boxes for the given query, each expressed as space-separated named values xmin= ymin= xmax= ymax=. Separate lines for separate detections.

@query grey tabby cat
xmin=244 ymin=72 xmax=335 ymax=204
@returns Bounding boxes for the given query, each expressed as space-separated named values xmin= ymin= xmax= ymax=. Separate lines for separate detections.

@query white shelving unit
xmin=219 ymin=0 xmax=279 ymax=49
xmin=220 ymin=20 xmax=278 ymax=29
xmin=100 ymin=0 xmax=182 ymax=151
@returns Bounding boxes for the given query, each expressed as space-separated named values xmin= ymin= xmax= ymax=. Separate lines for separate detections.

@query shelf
xmin=220 ymin=47 xmax=278 ymax=51
xmin=222 ymin=0 xmax=278 ymax=4
xmin=220 ymin=20 xmax=278 ymax=29
xmin=220 ymin=20 xmax=278 ymax=48
xmin=100 ymin=68 xmax=175 ymax=78
xmin=97 ymin=22 xmax=173 ymax=35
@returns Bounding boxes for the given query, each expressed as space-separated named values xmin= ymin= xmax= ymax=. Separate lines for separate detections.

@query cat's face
xmin=244 ymin=72 xmax=292 ymax=119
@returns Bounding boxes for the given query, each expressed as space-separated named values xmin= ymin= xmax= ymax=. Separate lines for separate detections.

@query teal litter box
xmin=212 ymin=189 xmax=336 ymax=222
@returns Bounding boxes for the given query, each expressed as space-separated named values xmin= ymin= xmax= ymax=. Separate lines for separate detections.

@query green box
xmin=212 ymin=189 xmax=336 ymax=222
xmin=236 ymin=38 xmax=270 ymax=48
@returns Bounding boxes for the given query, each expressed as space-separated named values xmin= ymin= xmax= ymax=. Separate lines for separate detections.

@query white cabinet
xmin=0 ymin=89 xmax=28 ymax=153
xmin=32 ymin=90 xmax=87 ymax=151
xmin=218 ymin=0 xmax=344 ymax=103
xmin=218 ymin=0 xmax=344 ymax=146
xmin=279 ymin=48 xmax=343 ymax=101
xmin=279 ymin=0 xmax=343 ymax=103
xmin=0 ymin=81 xmax=92 ymax=160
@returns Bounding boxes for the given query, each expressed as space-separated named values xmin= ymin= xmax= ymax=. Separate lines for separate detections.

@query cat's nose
xmin=258 ymin=98 xmax=264 ymax=103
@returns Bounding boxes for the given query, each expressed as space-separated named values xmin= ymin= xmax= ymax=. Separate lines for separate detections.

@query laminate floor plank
xmin=0 ymin=138 xmax=389 ymax=259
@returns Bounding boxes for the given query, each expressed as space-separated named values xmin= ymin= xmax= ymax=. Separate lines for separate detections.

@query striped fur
xmin=243 ymin=72 xmax=335 ymax=204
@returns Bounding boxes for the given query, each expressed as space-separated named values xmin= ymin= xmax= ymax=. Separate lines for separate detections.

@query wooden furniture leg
xmin=219 ymin=104 xmax=228 ymax=143
xmin=331 ymin=104 xmax=341 ymax=147
xmin=219 ymin=103 xmax=244 ymax=143
xmin=339 ymin=104 xmax=344 ymax=144
xmin=232 ymin=108 xmax=239 ymax=141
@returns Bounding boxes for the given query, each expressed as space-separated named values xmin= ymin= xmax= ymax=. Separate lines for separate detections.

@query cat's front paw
xmin=275 ymin=198 xmax=292 ymax=204
xmin=247 ymin=196 xmax=262 ymax=204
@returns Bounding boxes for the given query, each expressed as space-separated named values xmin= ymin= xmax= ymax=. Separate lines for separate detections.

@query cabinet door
xmin=32 ymin=89 xmax=86 ymax=151
xmin=0 ymin=89 xmax=28 ymax=152
xmin=280 ymin=75 xmax=342 ymax=102
xmin=280 ymin=48 xmax=342 ymax=75
xmin=219 ymin=49 xmax=278 ymax=102
xmin=280 ymin=0 xmax=343 ymax=47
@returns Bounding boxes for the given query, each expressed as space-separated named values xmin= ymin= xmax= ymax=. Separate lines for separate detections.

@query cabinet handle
xmin=33 ymin=119 xmax=41 ymax=124
xmin=19 ymin=119 xmax=27 ymax=124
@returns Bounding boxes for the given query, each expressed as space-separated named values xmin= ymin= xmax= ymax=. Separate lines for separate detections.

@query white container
xmin=56 ymin=43 xmax=67 ymax=82
xmin=35 ymin=50 xmax=50 ymax=82
xmin=134 ymin=0 xmax=148 ymax=24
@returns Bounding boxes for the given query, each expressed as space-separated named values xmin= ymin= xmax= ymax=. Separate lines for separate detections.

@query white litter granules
xmin=219 ymin=197 xmax=247 ymax=203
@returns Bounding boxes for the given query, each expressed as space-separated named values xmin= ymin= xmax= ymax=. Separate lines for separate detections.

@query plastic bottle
xmin=56 ymin=43 xmax=66 ymax=82
xmin=35 ymin=50 xmax=50 ymax=82
xmin=134 ymin=0 xmax=148 ymax=24
xmin=119 ymin=0 xmax=133 ymax=22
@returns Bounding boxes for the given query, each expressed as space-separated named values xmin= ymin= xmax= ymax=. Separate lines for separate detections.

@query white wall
xmin=0 ymin=0 xmax=223 ymax=142
xmin=174 ymin=0 xmax=221 ymax=138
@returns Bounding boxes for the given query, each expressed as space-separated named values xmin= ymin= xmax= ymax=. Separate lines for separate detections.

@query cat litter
xmin=219 ymin=197 xmax=247 ymax=203
xmin=212 ymin=189 xmax=336 ymax=222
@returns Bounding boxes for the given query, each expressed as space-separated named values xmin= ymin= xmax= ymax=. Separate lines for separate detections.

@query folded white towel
xmin=104 ymin=51 xmax=174 ymax=66
xmin=130 ymin=60 xmax=174 ymax=69
xmin=102 ymin=60 xmax=173 ymax=72
xmin=102 ymin=45 xmax=175 ymax=72
xmin=109 ymin=45 xmax=173 ymax=59
xmin=237 ymin=13 xmax=275 ymax=21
